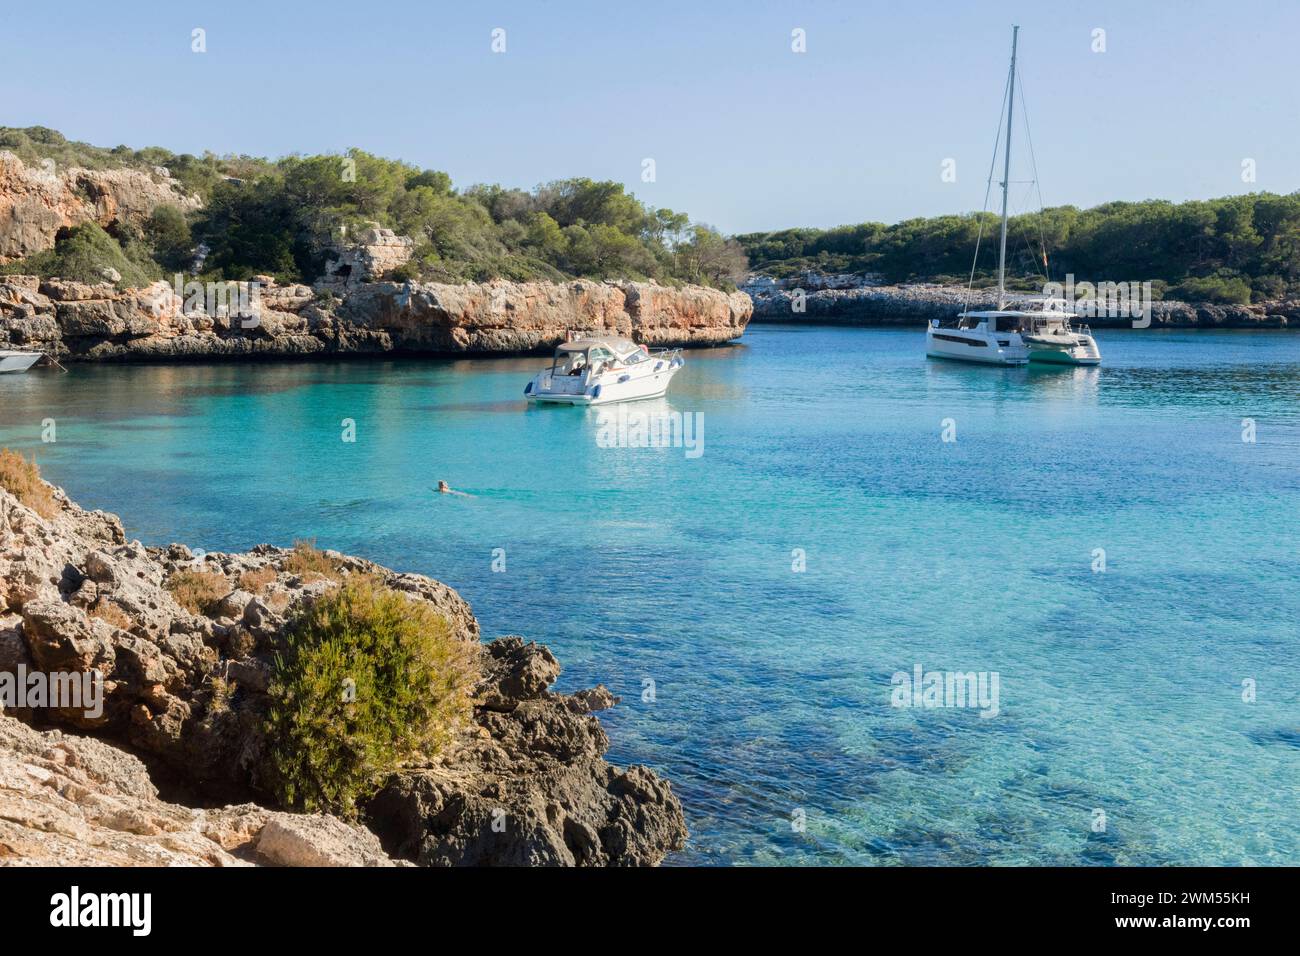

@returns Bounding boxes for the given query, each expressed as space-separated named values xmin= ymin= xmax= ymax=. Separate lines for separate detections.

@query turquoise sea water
xmin=2 ymin=325 xmax=1297 ymax=865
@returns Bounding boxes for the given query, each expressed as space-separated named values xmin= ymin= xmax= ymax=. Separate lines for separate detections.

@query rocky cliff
xmin=750 ymin=283 xmax=1296 ymax=329
xmin=0 ymin=473 xmax=686 ymax=866
xmin=0 ymin=152 xmax=199 ymax=263
xmin=0 ymin=715 xmax=401 ymax=866
xmin=0 ymin=274 xmax=752 ymax=359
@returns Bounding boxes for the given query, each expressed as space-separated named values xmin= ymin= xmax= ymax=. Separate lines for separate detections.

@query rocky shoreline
xmin=0 ymin=472 xmax=686 ymax=866
xmin=0 ymin=274 xmax=752 ymax=361
xmin=749 ymin=282 xmax=1296 ymax=329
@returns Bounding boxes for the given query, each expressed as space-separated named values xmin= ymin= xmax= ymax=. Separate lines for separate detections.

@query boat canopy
xmin=554 ymin=336 xmax=644 ymax=359
xmin=959 ymin=308 xmax=1076 ymax=320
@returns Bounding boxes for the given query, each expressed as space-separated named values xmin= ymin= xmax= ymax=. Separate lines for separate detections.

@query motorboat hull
xmin=1027 ymin=348 xmax=1101 ymax=366
xmin=1025 ymin=335 xmax=1102 ymax=366
xmin=527 ymin=359 xmax=681 ymax=405
xmin=0 ymin=351 xmax=42 ymax=373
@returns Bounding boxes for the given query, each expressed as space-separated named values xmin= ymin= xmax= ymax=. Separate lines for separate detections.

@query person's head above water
xmin=437 ymin=480 xmax=451 ymax=493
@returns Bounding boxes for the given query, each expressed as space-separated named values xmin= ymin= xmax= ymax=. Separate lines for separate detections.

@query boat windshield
xmin=1030 ymin=315 xmax=1070 ymax=332
xmin=551 ymin=350 xmax=588 ymax=375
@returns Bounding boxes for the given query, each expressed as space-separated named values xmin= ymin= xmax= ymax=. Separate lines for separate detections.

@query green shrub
xmin=386 ymin=259 xmax=421 ymax=283
xmin=1171 ymin=275 xmax=1253 ymax=305
xmin=261 ymin=575 xmax=478 ymax=816
xmin=1250 ymin=275 xmax=1285 ymax=301
xmin=1 ymin=222 xmax=157 ymax=289
xmin=143 ymin=205 xmax=193 ymax=271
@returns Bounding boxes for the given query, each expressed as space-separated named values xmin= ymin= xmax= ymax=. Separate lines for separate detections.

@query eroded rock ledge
xmin=0 ymin=477 xmax=686 ymax=866
xmin=0 ymin=274 xmax=752 ymax=361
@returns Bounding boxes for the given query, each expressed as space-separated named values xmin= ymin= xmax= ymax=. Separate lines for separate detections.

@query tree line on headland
xmin=736 ymin=193 xmax=1300 ymax=304
xmin=5 ymin=127 xmax=1298 ymax=305
xmin=0 ymin=126 xmax=748 ymax=290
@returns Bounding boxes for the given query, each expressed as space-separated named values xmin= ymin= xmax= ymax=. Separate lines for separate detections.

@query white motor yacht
xmin=525 ymin=335 xmax=683 ymax=405
xmin=926 ymin=26 xmax=1102 ymax=368
xmin=1023 ymin=300 xmax=1101 ymax=365
xmin=0 ymin=349 xmax=44 ymax=373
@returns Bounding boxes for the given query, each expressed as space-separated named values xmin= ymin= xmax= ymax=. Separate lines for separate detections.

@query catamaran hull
xmin=925 ymin=332 xmax=1028 ymax=366
xmin=0 ymin=352 xmax=42 ymax=373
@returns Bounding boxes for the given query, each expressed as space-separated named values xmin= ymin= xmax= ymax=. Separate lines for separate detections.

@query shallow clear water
xmin=2 ymin=325 xmax=1297 ymax=865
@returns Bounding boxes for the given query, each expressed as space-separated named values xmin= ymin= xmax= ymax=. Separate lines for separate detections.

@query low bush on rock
xmin=88 ymin=599 xmax=133 ymax=631
xmin=237 ymin=565 xmax=277 ymax=593
xmin=0 ymin=448 xmax=58 ymax=518
xmin=166 ymin=568 xmax=230 ymax=614
xmin=262 ymin=575 xmax=479 ymax=817
xmin=282 ymin=539 xmax=343 ymax=582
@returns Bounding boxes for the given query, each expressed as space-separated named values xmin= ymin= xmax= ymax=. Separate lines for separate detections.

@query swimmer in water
xmin=436 ymin=481 xmax=473 ymax=497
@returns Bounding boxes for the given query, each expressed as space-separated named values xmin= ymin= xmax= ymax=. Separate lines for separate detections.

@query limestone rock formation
xmin=0 ymin=714 xmax=397 ymax=866
xmin=0 ymin=152 xmax=199 ymax=263
xmin=320 ymin=224 xmax=415 ymax=285
xmin=0 ymin=473 xmax=686 ymax=866
xmin=0 ymin=274 xmax=752 ymax=359
xmin=368 ymin=637 xmax=687 ymax=866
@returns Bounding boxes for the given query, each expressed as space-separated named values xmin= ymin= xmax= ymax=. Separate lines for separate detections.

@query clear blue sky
xmin=4 ymin=0 xmax=1297 ymax=234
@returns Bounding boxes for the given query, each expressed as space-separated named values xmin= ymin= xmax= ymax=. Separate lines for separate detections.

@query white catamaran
xmin=926 ymin=26 xmax=1101 ymax=368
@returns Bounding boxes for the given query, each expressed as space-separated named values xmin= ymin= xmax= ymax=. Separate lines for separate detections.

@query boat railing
xmin=647 ymin=347 xmax=683 ymax=368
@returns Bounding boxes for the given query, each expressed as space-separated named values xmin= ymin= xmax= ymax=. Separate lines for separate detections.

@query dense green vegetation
xmin=8 ymin=127 xmax=1296 ymax=303
xmin=1 ymin=222 xmax=161 ymax=290
xmin=261 ymin=575 xmax=478 ymax=816
xmin=0 ymin=125 xmax=271 ymax=200
xmin=737 ymin=194 xmax=1300 ymax=304
xmin=0 ymin=126 xmax=747 ymax=288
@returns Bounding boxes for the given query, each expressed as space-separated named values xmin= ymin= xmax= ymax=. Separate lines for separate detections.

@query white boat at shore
xmin=525 ymin=336 xmax=683 ymax=405
xmin=926 ymin=26 xmax=1102 ymax=369
xmin=0 ymin=350 xmax=44 ymax=373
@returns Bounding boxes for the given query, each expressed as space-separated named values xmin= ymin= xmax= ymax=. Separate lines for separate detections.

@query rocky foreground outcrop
xmin=0 ymin=151 xmax=199 ymax=263
xmin=0 ymin=717 xmax=397 ymax=866
xmin=750 ymin=282 xmax=1296 ymax=329
xmin=369 ymin=638 xmax=685 ymax=866
xmin=0 ymin=476 xmax=686 ymax=866
xmin=0 ymin=274 xmax=751 ymax=359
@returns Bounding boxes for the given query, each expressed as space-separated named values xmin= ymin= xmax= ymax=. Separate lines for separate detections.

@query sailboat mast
xmin=996 ymin=25 xmax=1019 ymax=310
